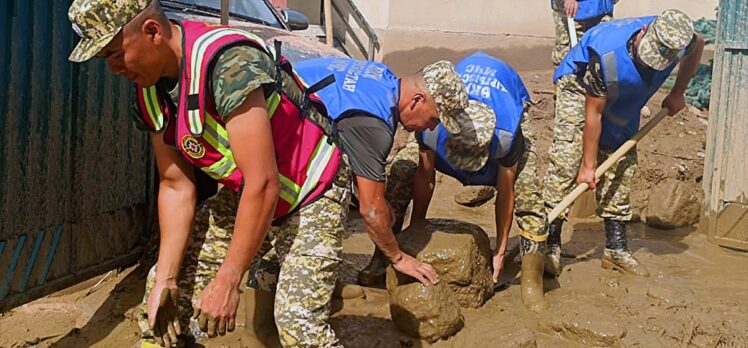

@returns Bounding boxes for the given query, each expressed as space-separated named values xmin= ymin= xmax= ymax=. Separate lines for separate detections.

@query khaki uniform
xmin=136 ymin=42 xmax=351 ymax=348
xmin=541 ymin=75 xmax=637 ymax=222
xmin=551 ymin=11 xmax=613 ymax=68
xmin=386 ymin=110 xmax=546 ymax=248
xmin=140 ymin=163 xmax=351 ymax=347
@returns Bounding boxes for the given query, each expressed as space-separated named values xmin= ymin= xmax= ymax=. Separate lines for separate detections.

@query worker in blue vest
xmin=542 ymin=9 xmax=704 ymax=277
xmin=358 ymin=52 xmax=549 ymax=311
xmin=551 ymin=0 xmax=616 ymax=68
xmin=293 ymin=57 xmax=469 ymax=287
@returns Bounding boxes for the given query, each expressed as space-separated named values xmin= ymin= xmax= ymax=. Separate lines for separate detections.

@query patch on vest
xmin=181 ymin=135 xmax=206 ymax=159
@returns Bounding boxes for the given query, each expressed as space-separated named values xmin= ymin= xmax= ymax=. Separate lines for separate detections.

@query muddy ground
xmin=1 ymin=70 xmax=746 ymax=348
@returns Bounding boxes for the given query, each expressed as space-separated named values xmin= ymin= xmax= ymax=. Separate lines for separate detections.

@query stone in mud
xmin=387 ymin=219 xmax=493 ymax=308
xmin=454 ymin=186 xmax=496 ymax=207
xmin=389 ymin=280 xmax=464 ymax=342
xmin=538 ymin=300 xmax=626 ymax=346
xmin=644 ymin=179 xmax=700 ymax=229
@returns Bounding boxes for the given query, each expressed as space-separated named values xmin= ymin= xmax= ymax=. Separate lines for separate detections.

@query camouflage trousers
xmin=140 ymin=163 xmax=351 ymax=348
xmin=541 ymin=76 xmax=637 ymax=222
xmin=386 ymin=113 xmax=547 ymax=247
xmin=551 ymin=11 xmax=613 ymax=68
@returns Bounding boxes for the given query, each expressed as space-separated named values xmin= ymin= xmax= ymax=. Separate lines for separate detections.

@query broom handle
xmin=547 ymin=107 xmax=670 ymax=223
xmin=567 ymin=16 xmax=578 ymax=47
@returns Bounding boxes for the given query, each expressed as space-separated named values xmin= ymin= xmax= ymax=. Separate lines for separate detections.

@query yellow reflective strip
xmin=190 ymin=29 xmax=269 ymax=96
xmin=205 ymin=157 xmax=236 ymax=180
xmin=277 ymin=174 xmax=301 ymax=206
xmin=146 ymin=87 xmax=164 ymax=129
xmin=141 ymin=87 xmax=159 ymax=127
xmin=203 ymin=116 xmax=232 ymax=156
xmin=266 ymin=92 xmax=281 ymax=118
xmin=278 ymin=187 xmax=296 ymax=206
xmin=213 ymin=116 xmax=230 ymax=142
xmin=293 ymin=137 xmax=336 ymax=210
xmin=278 ymin=174 xmax=301 ymax=194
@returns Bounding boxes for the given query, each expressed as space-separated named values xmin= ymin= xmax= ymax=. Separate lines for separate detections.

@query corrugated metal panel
xmin=702 ymin=0 xmax=748 ymax=250
xmin=0 ymin=0 xmax=155 ymax=311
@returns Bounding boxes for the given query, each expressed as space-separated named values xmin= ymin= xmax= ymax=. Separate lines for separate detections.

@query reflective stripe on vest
xmin=186 ymin=28 xmax=274 ymax=136
xmin=134 ymin=21 xmax=341 ymax=219
xmin=139 ymin=85 xmax=165 ymax=131
xmin=292 ymin=57 xmax=400 ymax=131
xmin=493 ymin=129 xmax=515 ymax=159
xmin=422 ymin=128 xmax=438 ymax=151
xmin=601 ymin=51 xmax=629 ymax=127
xmin=555 ymin=17 xmax=682 ymax=148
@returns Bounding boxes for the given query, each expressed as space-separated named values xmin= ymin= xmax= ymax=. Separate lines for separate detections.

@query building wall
xmin=287 ymin=0 xmax=718 ymax=73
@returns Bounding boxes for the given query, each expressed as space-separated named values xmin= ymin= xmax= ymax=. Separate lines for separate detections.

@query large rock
xmin=388 ymin=219 xmax=493 ymax=308
xmin=644 ymin=179 xmax=700 ymax=229
xmin=389 ymin=279 xmax=464 ymax=342
xmin=454 ymin=186 xmax=496 ymax=207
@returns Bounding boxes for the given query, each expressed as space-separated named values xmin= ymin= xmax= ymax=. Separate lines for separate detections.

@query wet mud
xmin=1 ymin=70 xmax=746 ymax=348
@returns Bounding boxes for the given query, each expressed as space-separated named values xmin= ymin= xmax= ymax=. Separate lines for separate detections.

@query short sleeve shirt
xmin=335 ymin=114 xmax=394 ymax=182
xmin=162 ymin=45 xmax=277 ymax=120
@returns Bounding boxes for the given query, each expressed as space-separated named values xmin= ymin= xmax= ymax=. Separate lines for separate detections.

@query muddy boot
xmin=357 ymin=247 xmax=388 ymax=286
xmin=544 ymin=220 xmax=563 ymax=276
xmin=244 ymin=288 xmax=281 ymax=348
xmin=334 ymin=281 xmax=366 ymax=299
xmin=520 ymin=238 xmax=548 ymax=312
xmin=601 ymin=219 xmax=649 ymax=277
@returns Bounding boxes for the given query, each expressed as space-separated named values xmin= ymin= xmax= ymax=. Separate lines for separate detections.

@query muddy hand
xmin=148 ymin=285 xmax=182 ymax=347
xmin=193 ymin=278 xmax=240 ymax=337
xmin=393 ymin=253 xmax=439 ymax=286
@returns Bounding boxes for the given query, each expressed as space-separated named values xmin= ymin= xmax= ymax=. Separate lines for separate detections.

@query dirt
xmin=1 ymin=70 xmax=746 ymax=348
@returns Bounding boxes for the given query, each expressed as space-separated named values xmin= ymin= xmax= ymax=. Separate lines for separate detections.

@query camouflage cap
xmin=422 ymin=60 xmax=469 ymax=134
xmin=68 ymin=0 xmax=152 ymax=62
xmin=445 ymin=100 xmax=496 ymax=172
xmin=638 ymin=9 xmax=694 ymax=71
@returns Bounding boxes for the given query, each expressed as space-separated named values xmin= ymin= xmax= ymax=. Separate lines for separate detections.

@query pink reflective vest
xmin=135 ymin=21 xmax=341 ymax=219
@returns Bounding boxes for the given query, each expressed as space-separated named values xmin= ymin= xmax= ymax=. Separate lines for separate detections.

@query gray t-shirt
xmin=335 ymin=114 xmax=394 ymax=182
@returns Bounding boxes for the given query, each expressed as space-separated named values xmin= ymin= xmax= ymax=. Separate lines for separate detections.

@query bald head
xmin=398 ymin=72 xmax=439 ymax=132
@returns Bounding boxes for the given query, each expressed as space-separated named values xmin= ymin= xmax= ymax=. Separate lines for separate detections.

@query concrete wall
xmin=287 ymin=0 xmax=718 ymax=73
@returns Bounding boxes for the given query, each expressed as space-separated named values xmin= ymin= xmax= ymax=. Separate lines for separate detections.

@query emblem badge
xmin=181 ymin=135 xmax=206 ymax=159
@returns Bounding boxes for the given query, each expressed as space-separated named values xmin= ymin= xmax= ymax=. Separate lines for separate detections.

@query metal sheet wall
xmin=702 ymin=0 xmax=748 ymax=250
xmin=0 ymin=0 xmax=155 ymax=311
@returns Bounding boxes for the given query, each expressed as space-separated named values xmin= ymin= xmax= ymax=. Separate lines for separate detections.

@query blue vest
xmin=418 ymin=52 xmax=530 ymax=186
xmin=293 ymin=57 xmax=399 ymax=131
xmin=554 ymin=16 xmax=685 ymax=148
xmin=551 ymin=0 xmax=614 ymax=20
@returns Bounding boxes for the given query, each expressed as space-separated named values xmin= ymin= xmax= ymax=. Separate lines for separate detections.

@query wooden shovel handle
xmin=547 ymin=107 xmax=670 ymax=223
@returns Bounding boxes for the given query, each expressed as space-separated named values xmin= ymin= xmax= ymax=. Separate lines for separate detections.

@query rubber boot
xmin=357 ymin=247 xmax=388 ymax=286
xmin=244 ymin=288 xmax=282 ymax=348
xmin=333 ymin=281 xmax=366 ymax=299
xmin=544 ymin=219 xmax=563 ymax=276
xmin=520 ymin=238 xmax=548 ymax=312
xmin=601 ymin=219 xmax=649 ymax=277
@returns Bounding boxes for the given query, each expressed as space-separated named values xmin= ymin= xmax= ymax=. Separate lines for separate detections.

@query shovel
xmin=546 ymin=107 xmax=670 ymax=223
xmin=495 ymin=107 xmax=671 ymax=288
